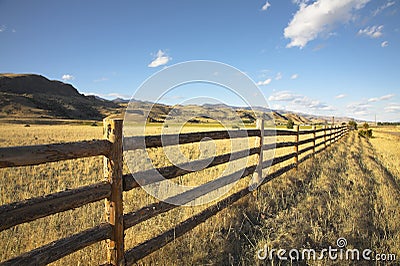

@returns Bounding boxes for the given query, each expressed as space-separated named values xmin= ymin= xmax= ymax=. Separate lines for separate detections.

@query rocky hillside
xmin=0 ymin=73 xmax=120 ymax=120
xmin=0 ymin=73 xmax=352 ymax=125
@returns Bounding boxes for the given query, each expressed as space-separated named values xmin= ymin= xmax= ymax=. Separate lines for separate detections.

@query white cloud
xmin=335 ymin=94 xmax=346 ymax=99
xmin=358 ymin=25 xmax=384 ymax=38
xmin=94 ymin=77 xmax=109 ymax=82
xmin=268 ymin=91 xmax=298 ymax=101
xmin=0 ymin=25 xmax=6 ymax=32
xmin=275 ymin=72 xmax=283 ymax=80
xmin=261 ymin=1 xmax=271 ymax=11
xmin=384 ymin=104 xmax=400 ymax=113
xmin=269 ymin=90 xmax=335 ymax=112
xmin=381 ymin=41 xmax=389 ymax=47
xmin=372 ymin=1 xmax=395 ymax=16
xmin=368 ymin=94 xmax=395 ymax=102
xmin=83 ymin=92 xmax=131 ymax=100
xmin=379 ymin=94 xmax=395 ymax=100
xmin=62 ymin=74 xmax=74 ymax=81
xmin=148 ymin=50 xmax=171 ymax=68
xmin=256 ymin=78 xmax=272 ymax=86
xmin=347 ymin=102 xmax=373 ymax=115
xmin=284 ymin=0 xmax=370 ymax=48
xmin=292 ymin=0 xmax=309 ymax=4
xmin=291 ymin=73 xmax=299 ymax=79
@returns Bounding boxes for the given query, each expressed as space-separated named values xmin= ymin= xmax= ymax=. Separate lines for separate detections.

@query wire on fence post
xmin=103 ymin=117 xmax=125 ymax=266
xmin=294 ymin=125 xmax=299 ymax=170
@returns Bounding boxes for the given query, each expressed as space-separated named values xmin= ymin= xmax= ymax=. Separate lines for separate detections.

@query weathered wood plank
xmin=124 ymin=163 xmax=296 ymax=264
xmin=0 ymin=139 xmax=111 ymax=168
xmin=1 ymin=223 xmax=112 ymax=266
xmin=274 ymin=129 xmax=297 ymax=136
xmin=298 ymin=130 xmax=314 ymax=135
xmin=315 ymin=134 xmax=325 ymax=141
xmin=123 ymin=165 xmax=257 ymax=229
xmin=298 ymin=145 xmax=314 ymax=155
xmin=123 ymin=129 xmax=260 ymax=150
xmin=123 ymin=147 xmax=260 ymax=191
xmin=263 ymin=141 xmax=296 ymax=151
xmin=298 ymin=137 xmax=314 ymax=146
xmin=0 ymin=181 xmax=111 ymax=232
xmin=312 ymin=126 xmax=316 ymax=156
xmin=315 ymin=140 xmax=326 ymax=149
xmin=262 ymin=152 xmax=297 ymax=169
xmin=294 ymin=125 xmax=299 ymax=169
xmin=315 ymin=127 xmax=327 ymax=133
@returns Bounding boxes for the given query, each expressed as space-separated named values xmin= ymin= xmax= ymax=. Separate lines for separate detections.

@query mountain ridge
xmin=0 ymin=73 xmax=120 ymax=120
xmin=0 ymin=73 xmax=357 ymax=124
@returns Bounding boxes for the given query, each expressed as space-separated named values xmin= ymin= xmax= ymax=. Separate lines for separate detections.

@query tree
xmin=359 ymin=122 xmax=372 ymax=138
xmin=348 ymin=120 xmax=357 ymax=130
xmin=286 ymin=119 xmax=294 ymax=129
xmin=359 ymin=129 xmax=373 ymax=138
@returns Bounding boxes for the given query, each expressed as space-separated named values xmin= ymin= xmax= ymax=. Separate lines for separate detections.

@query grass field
xmin=0 ymin=123 xmax=399 ymax=265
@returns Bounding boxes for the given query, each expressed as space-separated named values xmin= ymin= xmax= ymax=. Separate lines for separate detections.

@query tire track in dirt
xmin=252 ymin=131 xmax=400 ymax=264
xmin=253 ymin=133 xmax=354 ymax=253
xmin=337 ymin=132 xmax=379 ymax=250
xmin=227 ymin=134 xmax=352 ymax=265
xmin=356 ymin=137 xmax=400 ymax=258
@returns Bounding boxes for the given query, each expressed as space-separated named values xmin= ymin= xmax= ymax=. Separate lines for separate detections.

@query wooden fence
xmin=0 ymin=117 xmax=348 ymax=265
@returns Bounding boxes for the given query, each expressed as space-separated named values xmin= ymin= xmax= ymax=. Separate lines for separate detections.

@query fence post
xmin=294 ymin=125 xmax=299 ymax=170
xmin=103 ymin=118 xmax=125 ymax=265
xmin=252 ymin=118 xmax=264 ymax=192
xmin=324 ymin=125 xmax=327 ymax=149
xmin=312 ymin=125 xmax=316 ymax=156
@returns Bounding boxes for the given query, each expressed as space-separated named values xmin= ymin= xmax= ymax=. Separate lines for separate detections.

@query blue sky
xmin=0 ymin=0 xmax=399 ymax=121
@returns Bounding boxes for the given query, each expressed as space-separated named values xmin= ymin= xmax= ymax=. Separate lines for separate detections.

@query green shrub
xmin=348 ymin=120 xmax=358 ymax=130
xmin=286 ymin=119 xmax=294 ymax=129
xmin=358 ymin=129 xmax=373 ymax=138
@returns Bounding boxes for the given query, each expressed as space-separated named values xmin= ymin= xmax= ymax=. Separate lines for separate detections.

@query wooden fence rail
xmin=0 ymin=118 xmax=348 ymax=265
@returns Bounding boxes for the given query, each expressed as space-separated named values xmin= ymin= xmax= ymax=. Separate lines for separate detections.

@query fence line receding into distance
xmin=0 ymin=117 xmax=348 ymax=265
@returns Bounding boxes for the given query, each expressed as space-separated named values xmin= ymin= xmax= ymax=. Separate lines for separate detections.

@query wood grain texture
xmin=123 ymin=164 xmax=257 ymax=229
xmin=0 ymin=181 xmax=111 ymax=232
xmin=123 ymin=129 xmax=260 ymax=150
xmin=123 ymin=147 xmax=260 ymax=191
xmin=124 ymin=163 xmax=296 ymax=264
xmin=0 ymin=139 xmax=111 ymax=168
xmin=1 ymin=223 xmax=112 ymax=266
xmin=103 ymin=118 xmax=124 ymax=265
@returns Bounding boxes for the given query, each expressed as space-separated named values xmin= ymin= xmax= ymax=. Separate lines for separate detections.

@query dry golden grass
xmin=251 ymin=130 xmax=400 ymax=265
xmin=1 ymin=124 xmax=398 ymax=265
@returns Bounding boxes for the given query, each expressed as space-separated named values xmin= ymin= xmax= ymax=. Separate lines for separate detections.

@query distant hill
xmin=0 ymin=73 xmax=121 ymax=120
xmin=0 ymin=73 xmax=356 ymax=125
